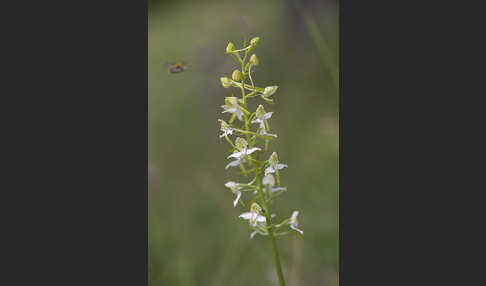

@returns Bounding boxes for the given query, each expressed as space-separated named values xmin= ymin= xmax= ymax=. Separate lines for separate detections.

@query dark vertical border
xmin=339 ymin=0 xmax=459 ymax=284
xmin=2 ymin=0 xmax=148 ymax=284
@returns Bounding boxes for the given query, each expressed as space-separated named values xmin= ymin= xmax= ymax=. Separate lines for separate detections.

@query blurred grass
xmin=149 ymin=0 xmax=338 ymax=285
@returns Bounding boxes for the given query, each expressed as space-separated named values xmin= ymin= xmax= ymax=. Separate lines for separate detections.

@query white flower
xmin=289 ymin=210 xmax=304 ymax=235
xmin=251 ymin=105 xmax=277 ymax=138
xmin=221 ymin=97 xmax=244 ymax=121
xmin=218 ymin=119 xmax=234 ymax=138
xmin=252 ymin=104 xmax=273 ymax=129
xmin=239 ymin=202 xmax=266 ymax=227
xmin=264 ymin=152 xmax=288 ymax=176
xmin=262 ymin=174 xmax=287 ymax=193
xmin=226 ymin=138 xmax=261 ymax=169
xmin=224 ymin=181 xmax=243 ymax=207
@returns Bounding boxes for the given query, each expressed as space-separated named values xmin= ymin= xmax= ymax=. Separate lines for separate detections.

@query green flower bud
xmin=250 ymin=37 xmax=260 ymax=46
xmin=249 ymin=54 xmax=259 ymax=66
xmin=235 ymin=137 xmax=248 ymax=150
xmin=232 ymin=69 xmax=242 ymax=81
xmin=263 ymin=86 xmax=278 ymax=97
xmin=220 ymin=77 xmax=232 ymax=88
xmin=226 ymin=42 xmax=235 ymax=54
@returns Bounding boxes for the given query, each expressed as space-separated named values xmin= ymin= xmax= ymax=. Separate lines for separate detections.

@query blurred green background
xmin=149 ymin=0 xmax=338 ymax=285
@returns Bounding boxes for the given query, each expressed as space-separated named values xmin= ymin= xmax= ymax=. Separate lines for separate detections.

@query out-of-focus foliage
xmin=149 ymin=0 xmax=338 ymax=285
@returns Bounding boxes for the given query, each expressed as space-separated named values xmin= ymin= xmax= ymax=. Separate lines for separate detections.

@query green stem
xmin=248 ymin=64 xmax=255 ymax=87
xmin=224 ymin=135 xmax=236 ymax=148
xmin=233 ymin=128 xmax=275 ymax=139
xmin=256 ymin=164 xmax=286 ymax=286
xmin=240 ymin=62 xmax=247 ymax=107
xmin=269 ymin=231 xmax=285 ymax=286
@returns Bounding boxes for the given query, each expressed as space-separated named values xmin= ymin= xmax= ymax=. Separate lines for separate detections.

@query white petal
xmin=246 ymin=147 xmax=261 ymax=155
xmin=239 ymin=212 xmax=252 ymax=220
xmin=291 ymin=210 xmax=300 ymax=219
xmin=266 ymin=133 xmax=278 ymax=138
xmin=290 ymin=211 xmax=300 ymax=226
xmin=271 ymin=214 xmax=277 ymax=218
xmin=225 ymin=181 xmax=237 ymax=188
xmin=225 ymin=160 xmax=241 ymax=169
xmin=276 ymin=163 xmax=288 ymax=170
xmin=290 ymin=225 xmax=304 ymax=235
xmin=256 ymin=215 xmax=267 ymax=223
xmin=271 ymin=187 xmax=287 ymax=192
xmin=263 ymin=112 xmax=273 ymax=119
xmin=233 ymin=191 xmax=242 ymax=207
xmin=262 ymin=174 xmax=275 ymax=186
xmin=236 ymin=110 xmax=243 ymax=120
xmin=264 ymin=166 xmax=275 ymax=176
xmin=250 ymin=231 xmax=258 ymax=239
xmin=227 ymin=151 xmax=243 ymax=159
xmin=220 ymin=130 xmax=232 ymax=138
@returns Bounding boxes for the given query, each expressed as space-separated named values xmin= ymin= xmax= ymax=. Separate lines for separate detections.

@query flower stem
xmin=269 ymin=230 xmax=286 ymax=286
xmin=256 ymin=164 xmax=286 ymax=286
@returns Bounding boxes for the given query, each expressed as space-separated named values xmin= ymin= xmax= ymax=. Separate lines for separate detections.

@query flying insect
xmin=165 ymin=62 xmax=187 ymax=74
